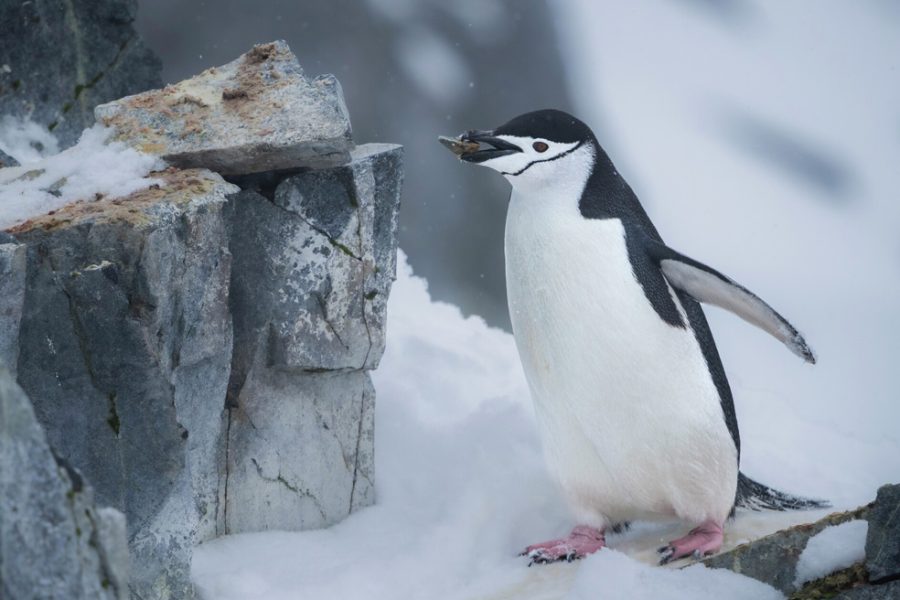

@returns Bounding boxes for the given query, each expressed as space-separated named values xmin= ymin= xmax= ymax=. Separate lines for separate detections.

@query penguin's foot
xmin=520 ymin=525 xmax=606 ymax=566
xmin=657 ymin=520 xmax=723 ymax=565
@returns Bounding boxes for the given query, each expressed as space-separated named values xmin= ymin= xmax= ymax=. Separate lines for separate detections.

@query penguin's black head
xmin=455 ymin=109 xmax=597 ymax=190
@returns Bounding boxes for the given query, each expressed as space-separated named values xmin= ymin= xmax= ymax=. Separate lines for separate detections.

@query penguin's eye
xmin=532 ymin=141 xmax=549 ymax=153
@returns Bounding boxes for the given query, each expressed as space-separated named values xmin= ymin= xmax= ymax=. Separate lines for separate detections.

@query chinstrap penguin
xmin=441 ymin=109 xmax=825 ymax=566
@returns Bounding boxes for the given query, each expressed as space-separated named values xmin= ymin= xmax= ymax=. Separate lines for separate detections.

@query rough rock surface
xmin=703 ymin=507 xmax=870 ymax=594
xmin=0 ymin=0 xmax=162 ymax=149
xmin=225 ymin=370 xmax=375 ymax=532
xmin=0 ymin=368 xmax=129 ymax=600
xmin=834 ymin=580 xmax=900 ymax=599
xmin=702 ymin=489 xmax=900 ymax=599
xmin=95 ymin=41 xmax=353 ymax=174
xmin=0 ymin=233 xmax=26 ymax=374
xmin=223 ymin=143 xmax=400 ymax=532
xmin=4 ymin=41 xmax=404 ymax=598
xmin=9 ymin=169 xmax=238 ymax=600
xmin=0 ymin=149 xmax=19 ymax=168
xmin=865 ymin=484 xmax=900 ymax=584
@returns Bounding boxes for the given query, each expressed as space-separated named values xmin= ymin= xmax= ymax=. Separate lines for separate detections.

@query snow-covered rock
xmin=703 ymin=507 xmax=869 ymax=594
xmin=0 ymin=368 xmax=129 ymax=600
xmin=2 ymin=40 xmax=403 ymax=599
xmin=10 ymin=167 xmax=237 ymax=600
xmin=794 ymin=520 xmax=868 ymax=588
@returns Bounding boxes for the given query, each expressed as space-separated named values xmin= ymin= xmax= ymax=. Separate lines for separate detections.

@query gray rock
xmin=223 ymin=143 xmax=402 ymax=533
xmin=834 ymin=580 xmax=900 ymax=599
xmin=0 ymin=236 xmax=25 ymax=374
xmin=701 ymin=506 xmax=869 ymax=594
xmin=0 ymin=149 xmax=19 ymax=168
xmin=0 ymin=0 xmax=162 ymax=149
xmin=9 ymin=169 xmax=238 ymax=600
xmin=0 ymin=368 xmax=129 ymax=600
xmin=225 ymin=144 xmax=402 ymax=385
xmin=866 ymin=483 xmax=900 ymax=584
xmin=225 ymin=369 xmax=374 ymax=533
xmin=95 ymin=41 xmax=353 ymax=175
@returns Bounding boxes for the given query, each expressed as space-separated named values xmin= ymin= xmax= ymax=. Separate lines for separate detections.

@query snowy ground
xmin=193 ymin=3 xmax=898 ymax=598
xmin=3 ymin=2 xmax=894 ymax=597
xmin=193 ymin=252 xmax=873 ymax=600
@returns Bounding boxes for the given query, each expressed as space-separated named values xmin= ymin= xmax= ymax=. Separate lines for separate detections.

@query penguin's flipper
xmin=644 ymin=238 xmax=816 ymax=363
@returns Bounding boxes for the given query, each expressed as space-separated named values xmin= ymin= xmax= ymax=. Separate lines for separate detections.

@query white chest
xmin=503 ymin=190 xmax=737 ymax=525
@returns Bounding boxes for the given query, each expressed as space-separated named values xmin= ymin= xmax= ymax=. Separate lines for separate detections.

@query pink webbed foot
xmin=658 ymin=520 xmax=724 ymax=565
xmin=520 ymin=525 xmax=606 ymax=566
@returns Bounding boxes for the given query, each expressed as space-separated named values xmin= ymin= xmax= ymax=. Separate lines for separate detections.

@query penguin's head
xmin=456 ymin=109 xmax=596 ymax=192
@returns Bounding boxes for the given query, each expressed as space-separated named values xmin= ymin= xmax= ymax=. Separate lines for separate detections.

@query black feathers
xmin=495 ymin=109 xmax=593 ymax=144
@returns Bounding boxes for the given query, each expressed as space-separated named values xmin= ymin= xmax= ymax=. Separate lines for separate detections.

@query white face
xmin=473 ymin=135 xmax=595 ymax=194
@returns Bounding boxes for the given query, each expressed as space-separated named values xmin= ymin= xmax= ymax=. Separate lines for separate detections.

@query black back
xmin=578 ymin=141 xmax=742 ymax=461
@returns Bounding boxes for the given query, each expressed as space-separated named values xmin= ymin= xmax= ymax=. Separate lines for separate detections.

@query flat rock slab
xmin=95 ymin=40 xmax=353 ymax=175
xmin=865 ymin=483 xmax=900 ymax=584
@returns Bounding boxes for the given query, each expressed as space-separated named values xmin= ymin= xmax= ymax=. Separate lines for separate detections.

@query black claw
xmin=658 ymin=546 xmax=676 ymax=566
xmin=657 ymin=545 xmax=670 ymax=554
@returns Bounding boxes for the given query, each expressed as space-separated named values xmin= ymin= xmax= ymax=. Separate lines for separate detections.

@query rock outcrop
xmin=0 ymin=369 xmax=129 ymax=600
xmin=223 ymin=143 xmax=400 ymax=533
xmin=1 ymin=41 xmax=402 ymax=599
xmin=0 ymin=0 xmax=162 ymax=149
xmin=865 ymin=484 xmax=900 ymax=585
xmin=10 ymin=168 xmax=236 ymax=600
xmin=700 ymin=484 xmax=900 ymax=599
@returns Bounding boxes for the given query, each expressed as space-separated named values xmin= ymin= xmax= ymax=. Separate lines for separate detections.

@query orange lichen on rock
xmin=7 ymin=168 xmax=230 ymax=234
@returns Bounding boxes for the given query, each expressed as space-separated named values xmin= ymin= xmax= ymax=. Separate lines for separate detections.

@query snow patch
xmin=0 ymin=116 xmax=60 ymax=164
xmin=0 ymin=124 xmax=163 ymax=230
xmin=794 ymin=520 xmax=868 ymax=589
xmin=567 ymin=549 xmax=784 ymax=600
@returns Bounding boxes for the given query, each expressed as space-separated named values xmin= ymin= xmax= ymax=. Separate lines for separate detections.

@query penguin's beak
xmin=458 ymin=130 xmax=522 ymax=163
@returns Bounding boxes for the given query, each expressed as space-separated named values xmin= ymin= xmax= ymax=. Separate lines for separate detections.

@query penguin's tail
xmin=735 ymin=472 xmax=830 ymax=511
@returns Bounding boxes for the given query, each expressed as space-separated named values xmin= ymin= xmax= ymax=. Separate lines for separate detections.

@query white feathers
xmin=505 ymin=181 xmax=738 ymax=526
xmin=475 ymin=135 xmax=587 ymax=191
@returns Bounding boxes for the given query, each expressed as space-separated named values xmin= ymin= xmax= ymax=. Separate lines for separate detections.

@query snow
xmin=794 ymin=520 xmax=869 ymax=589
xmin=567 ymin=549 xmax=783 ymax=600
xmin=193 ymin=253 xmax=790 ymax=599
xmin=0 ymin=124 xmax=163 ymax=230
xmin=0 ymin=116 xmax=59 ymax=164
